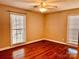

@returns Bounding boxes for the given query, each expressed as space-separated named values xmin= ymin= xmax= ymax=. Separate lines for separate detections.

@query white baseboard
xmin=26 ymin=38 xmax=44 ymax=44
xmin=0 ymin=38 xmax=44 ymax=51
xmin=0 ymin=38 xmax=78 ymax=51
xmin=44 ymin=39 xmax=78 ymax=47
xmin=45 ymin=39 xmax=67 ymax=45
xmin=0 ymin=43 xmax=27 ymax=51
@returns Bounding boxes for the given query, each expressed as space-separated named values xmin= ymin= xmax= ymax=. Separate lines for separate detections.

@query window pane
xmin=11 ymin=30 xmax=17 ymax=44
xmin=10 ymin=14 xmax=17 ymax=29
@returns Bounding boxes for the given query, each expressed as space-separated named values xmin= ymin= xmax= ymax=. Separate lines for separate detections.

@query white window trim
xmin=10 ymin=12 xmax=26 ymax=45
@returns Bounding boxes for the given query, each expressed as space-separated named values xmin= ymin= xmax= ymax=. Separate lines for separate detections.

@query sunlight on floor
xmin=13 ymin=49 xmax=25 ymax=59
xmin=68 ymin=48 xmax=78 ymax=59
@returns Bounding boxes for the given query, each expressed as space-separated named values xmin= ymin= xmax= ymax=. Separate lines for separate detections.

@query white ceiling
xmin=0 ymin=0 xmax=79 ymax=13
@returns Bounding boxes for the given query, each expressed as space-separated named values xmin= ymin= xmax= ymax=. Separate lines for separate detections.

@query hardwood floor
xmin=0 ymin=40 xmax=78 ymax=59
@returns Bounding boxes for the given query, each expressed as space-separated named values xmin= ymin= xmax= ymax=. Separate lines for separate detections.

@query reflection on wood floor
xmin=0 ymin=40 xmax=78 ymax=59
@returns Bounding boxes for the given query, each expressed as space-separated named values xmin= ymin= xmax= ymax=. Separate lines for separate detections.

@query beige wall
xmin=45 ymin=9 xmax=79 ymax=43
xmin=0 ymin=4 xmax=44 ymax=48
xmin=0 ymin=9 xmax=10 ymax=48
xmin=0 ymin=4 xmax=79 ymax=48
xmin=26 ymin=12 xmax=44 ymax=42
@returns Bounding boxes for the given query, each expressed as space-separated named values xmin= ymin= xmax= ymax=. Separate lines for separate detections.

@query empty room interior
xmin=0 ymin=0 xmax=79 ymax=59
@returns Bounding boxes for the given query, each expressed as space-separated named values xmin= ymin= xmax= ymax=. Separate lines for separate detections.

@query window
xmin=10 ymin=13 xmax=26 ymax=44
xmin=67 ymin=16 xmax=79 ymax=45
